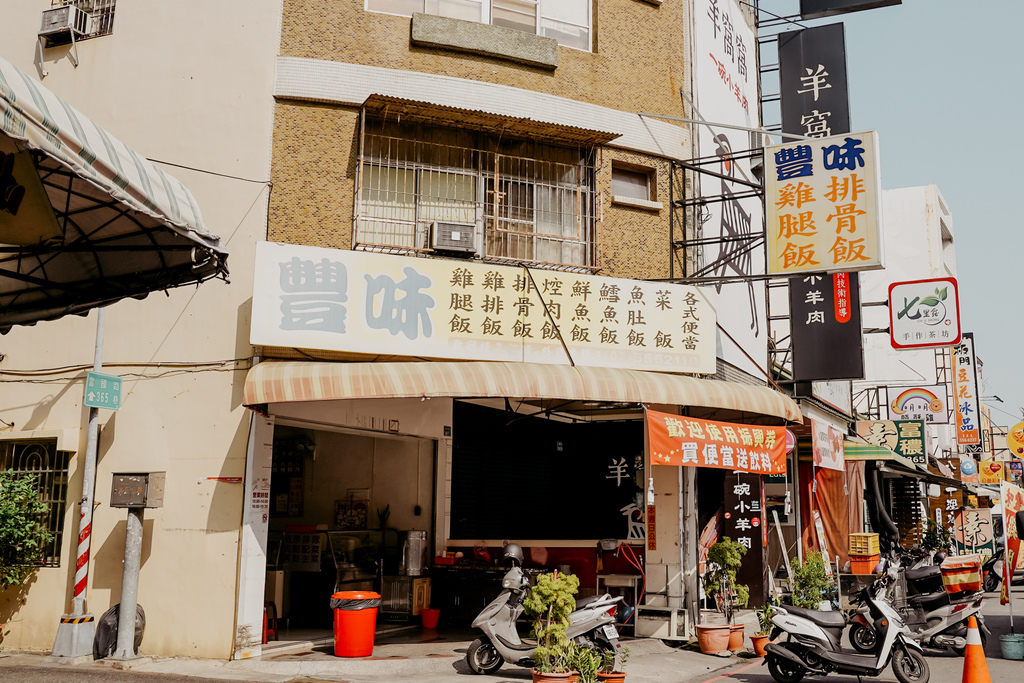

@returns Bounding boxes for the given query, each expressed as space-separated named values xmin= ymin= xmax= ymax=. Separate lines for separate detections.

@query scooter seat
xmin=905 ymin=566 xmax=941 ymax=582
xmin=908 ymin=591 xmax=950 ymax=611
xmin=576 ymin=595 xmax=603 ymax=609
xmin=782 ymin=605 xmax=846 ymax=628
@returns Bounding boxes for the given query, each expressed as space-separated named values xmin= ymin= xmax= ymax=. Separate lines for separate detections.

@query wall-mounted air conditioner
xmin=39 ymin=6 xmax=90 ymax=42
xmin=430 ymin=221 xmax=477 ymax=254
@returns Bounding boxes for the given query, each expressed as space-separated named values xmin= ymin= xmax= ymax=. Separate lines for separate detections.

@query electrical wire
xmin=617 ymin=543 xmax=647 ymax=624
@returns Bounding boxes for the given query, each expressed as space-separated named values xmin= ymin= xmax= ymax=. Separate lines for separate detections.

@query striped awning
xmin=243 ymin=360 xmax=804 ymax=422
xmin=0 ymin=56 xmax=227 ymax=332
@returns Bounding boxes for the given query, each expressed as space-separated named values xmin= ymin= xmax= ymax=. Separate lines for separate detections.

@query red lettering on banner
xmin=833 ymin=273 xmax=851 ymax=323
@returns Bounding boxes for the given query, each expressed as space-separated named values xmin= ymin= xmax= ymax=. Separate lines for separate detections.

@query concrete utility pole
xmin=111 ymin=506 xmax=144 ymax=660
xmin=50 ymin=308 xmax=104 ymax=660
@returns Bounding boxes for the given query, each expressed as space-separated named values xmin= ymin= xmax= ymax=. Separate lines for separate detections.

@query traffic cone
xmin=962 ymin=616 xmax=991 ymax=683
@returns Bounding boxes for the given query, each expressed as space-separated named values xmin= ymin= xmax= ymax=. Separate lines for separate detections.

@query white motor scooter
xmin=764 ymin=568 xmax=929 ymax=683
xmin=465 ymin=544 xmax=625 ymax=675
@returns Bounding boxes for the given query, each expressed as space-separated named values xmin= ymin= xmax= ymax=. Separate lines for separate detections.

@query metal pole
xmin=74 ymin=307 xmax=104 ymax=615
xmin=113 ymin=507 xmax=144 ymax=659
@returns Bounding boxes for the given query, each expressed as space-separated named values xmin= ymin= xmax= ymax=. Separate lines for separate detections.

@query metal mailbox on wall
xmin=110 ymin=472 xmax=165 ymax=508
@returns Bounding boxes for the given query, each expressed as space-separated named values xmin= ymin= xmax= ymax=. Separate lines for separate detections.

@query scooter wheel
xmin=466 ymin=638 xmax=504 ymax=675
xmin=767 ymin=655 xmax=805 ymax=683
xmin=892 ymin=647 xmax=929 ymax=683
xmin=848 ymin=623 xmax=877 ymax=654
xmin=984 ymin=572 xmax=1000 ymax=593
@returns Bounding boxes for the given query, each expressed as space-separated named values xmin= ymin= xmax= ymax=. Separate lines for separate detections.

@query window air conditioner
xmin=39 ymin=6 xmax=90 ymax=42
xmin=430 ymin=222 xmax=477 ymax=254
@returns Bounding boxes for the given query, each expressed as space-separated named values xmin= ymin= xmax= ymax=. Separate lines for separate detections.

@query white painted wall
xmin=0 ymin=1 xmax=281 ymax=658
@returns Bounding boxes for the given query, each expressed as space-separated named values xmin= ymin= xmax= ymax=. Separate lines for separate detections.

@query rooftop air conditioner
xmin=39 ymin=6 xmax=90 ymax=41
xmin=431 ymin=221 xmax=477 ymax=254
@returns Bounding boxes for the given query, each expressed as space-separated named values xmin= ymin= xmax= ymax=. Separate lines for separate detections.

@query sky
xmin=759 ymin=0 xmax=1024 ymax=428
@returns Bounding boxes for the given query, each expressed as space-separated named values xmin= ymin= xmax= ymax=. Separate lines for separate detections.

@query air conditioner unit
xmin=39 ymin=6 xmax=90 ymax=42
xmin=430 ymin=221 xmax=477 ymax=254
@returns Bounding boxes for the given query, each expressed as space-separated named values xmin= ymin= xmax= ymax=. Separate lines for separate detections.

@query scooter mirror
xmin=1015 ymin=510 xmax=1024 ymax=537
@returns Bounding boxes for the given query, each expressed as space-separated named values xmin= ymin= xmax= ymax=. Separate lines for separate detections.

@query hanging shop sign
xmin=1000 ymin=481 xmax=1024 ymax=604
xmin=854 ymin=419 xmax=927 ymax=465
xmin=888 ymin=277 xmax=961 ymax=349
xmin=724 ymin=472 xmax=768 ymax=606
xmin=1008 ymin=460 xmax=1024 ymax=487
xmin=811 ymin=415 xmax=845 ymax=471
xmin=811 ymin=380 xmax=853 ymax=416
xmin=951 ymin=332 xmax=981 ymax=446
xmin=979 ymin=461 xmax=1004 ymax=485
xmin=693 ymin=0 xmax=767 ymax=379
xmin=800 ymin=0 xmax=901 ymax=20
xmin=647 ymin=409 xmax=787 ymax=475
xmin=789 ymin=272 xmax=864 ymax=380
xmin=886 ymin=384 xmax=948 ymax=424
xmin=1008 ymin=422 xmax=1024 ymax=457
xmin=957 ymin=457 xmax=980 ymax=484
xmin=778 ymin=23 xmax=851 ymax=139
xmin=765 ymin=131 xmax=883 ymax=276
xmin=954 ymin=508 xmax=994 ymax=555
xmin=251 ymin=242 xmax=716 ymax=373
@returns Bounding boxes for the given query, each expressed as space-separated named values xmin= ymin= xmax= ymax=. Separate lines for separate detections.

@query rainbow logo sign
xmin=888 ymin=385 xmax=947 ymax=424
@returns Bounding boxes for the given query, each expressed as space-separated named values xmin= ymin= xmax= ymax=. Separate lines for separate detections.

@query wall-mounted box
xmin=110 ymin=472 xmax=165 ymax=508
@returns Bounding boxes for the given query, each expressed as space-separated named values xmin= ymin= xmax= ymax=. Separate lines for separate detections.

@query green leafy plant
xmin=922 ymin=519 xmax=954 ymax=552
xmin=755 ymin=599 xmax=775 ymax=636
xmin=790 ymin=551 xmax=836 ymax=610
xmin=0 ymin=470 xmax=53 ymax=590
xmin=523 ymin=572 xmax=579 ymax=673
xmin=600 ymin=646 xmax=630 ymax=673
xmin=702 ymin=537 xmax=749 ymax=622
xmin=567 ymin=641 xmax=601 ymax=683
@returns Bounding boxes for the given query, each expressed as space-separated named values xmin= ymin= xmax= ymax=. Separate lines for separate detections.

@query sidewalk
xmin=2 ymin=612 xmax=763 ymax=683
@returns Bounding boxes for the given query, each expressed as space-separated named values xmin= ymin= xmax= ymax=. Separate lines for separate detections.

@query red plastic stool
xmin=263 ymin=601 xmax=279 ymax=643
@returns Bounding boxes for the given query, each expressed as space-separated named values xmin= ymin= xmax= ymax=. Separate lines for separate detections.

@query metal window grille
xmin=55 ymin=0 xmax=116 ymax=38
xmin=0 ymin=439 xmax=71 ymax=567
xmin=357 ymin=119 xmax=596 ymax=271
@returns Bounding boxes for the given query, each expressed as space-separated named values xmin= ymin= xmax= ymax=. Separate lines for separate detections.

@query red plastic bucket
xmin=421 ymin=608 xmax=440 ymax=629
xmin=331 ymin=591 xmax=380 ymax=657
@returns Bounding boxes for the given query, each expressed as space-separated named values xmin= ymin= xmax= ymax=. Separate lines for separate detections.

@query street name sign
xmin=84 ymin=371 xmax=122 ymax=410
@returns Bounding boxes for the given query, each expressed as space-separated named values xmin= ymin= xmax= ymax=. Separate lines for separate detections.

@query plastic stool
xmin=263 ymin=601 xmax=279 ymax=643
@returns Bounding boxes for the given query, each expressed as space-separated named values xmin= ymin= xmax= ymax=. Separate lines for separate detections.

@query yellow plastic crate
xmin=849 ymin=533 xmax=879 ymax=556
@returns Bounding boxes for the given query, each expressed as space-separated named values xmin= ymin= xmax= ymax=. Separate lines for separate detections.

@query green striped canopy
xmin=0 ymin=56 xmax=228 ymax=332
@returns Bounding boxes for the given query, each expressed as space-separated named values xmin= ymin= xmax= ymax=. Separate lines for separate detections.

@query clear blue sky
xmin=759 ymin=0 xmax=1024 ymax=428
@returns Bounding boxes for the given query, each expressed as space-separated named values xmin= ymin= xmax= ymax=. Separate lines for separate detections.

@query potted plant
xmin=597 ymin=646 xmax=629 ymax=682
xmin=566 ymin=641 xmax=602 ymax=683
xmin=790 ymin=551 xmax=837 ymax=610
xmin=750 ymin=601 xmax=774 ymax=657
xmin=697 ymin=537 xmax=749 ymax=653
xmin=523 ymin=572 xmax=580 ymax=682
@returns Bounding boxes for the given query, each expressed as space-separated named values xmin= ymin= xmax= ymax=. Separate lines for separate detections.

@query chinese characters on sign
xmin=84 ymin=371 xmax=122 ymax=411
xmin=886 ymin=384 xmax=948 ymax=424
xmin=778 ymin=23 xmax=851 ymax=140
xmin=888 ymin=277 xmax=961 ymax=349
xmin=647 ymin=409 xmax=787 ymax=475
xmin=765 ymin=132 xmax=883 ymax=276
xmin=789 ymin=273 xmax=864 ymax=381
xmin=855 ymin=420 xmax=927 ymax=465
xmin=955 ymin=508 xmax=993 ymax=555
xmin=951 ymin=333 xmax=981 ymax=446
xmin=723 ymin=472 xmax=768 ymax=605
xmin=251 ymin=242 xmax=717 ymax=373
xmin=811 ymin=416 xmax=845 ymax=471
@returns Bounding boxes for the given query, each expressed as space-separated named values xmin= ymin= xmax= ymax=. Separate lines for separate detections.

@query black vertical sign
xmin=778 ymin=23 xmax=851 ymax=139
xmin=779 ymin=23 xmax=864 ymax=383
xmin=790 ymin=273 xmax=864 ymax=381
xmin=800 ymin=0 xmax=901 ymax=21
xmin=723 ymin=472 xmax=766 ymax=607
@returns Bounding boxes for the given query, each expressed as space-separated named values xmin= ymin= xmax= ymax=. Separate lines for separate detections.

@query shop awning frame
xmin=243 ymin=360 xmax=803 ymax=422
xmin=0 ymin=56 xmax=228 ymax=332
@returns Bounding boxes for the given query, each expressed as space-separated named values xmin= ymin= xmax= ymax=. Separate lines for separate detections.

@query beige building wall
xmin=0 ymin=1 xmax=281 ymax=658
xmin=271 ymin=0 xmax=694 ymax=282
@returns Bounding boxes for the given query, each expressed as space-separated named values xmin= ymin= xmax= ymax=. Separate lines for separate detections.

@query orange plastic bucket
xmin=331 ymin=591 xmax=380 ymax=657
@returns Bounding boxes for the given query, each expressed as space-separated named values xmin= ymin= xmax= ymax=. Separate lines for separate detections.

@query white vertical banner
xmin=693 ymin=0 xmax=766 ymax=377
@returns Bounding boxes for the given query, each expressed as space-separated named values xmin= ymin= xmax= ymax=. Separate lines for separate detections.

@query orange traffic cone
xmin=962 ymin=615 xmax=991 ymax=683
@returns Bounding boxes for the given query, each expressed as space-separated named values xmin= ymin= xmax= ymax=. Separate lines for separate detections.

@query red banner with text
xmin=647 ymin=409 xmax=787 ymax=475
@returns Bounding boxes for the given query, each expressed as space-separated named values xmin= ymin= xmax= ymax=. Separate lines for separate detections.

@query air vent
xmin=431 ymin=221 xmax=477 ymax=254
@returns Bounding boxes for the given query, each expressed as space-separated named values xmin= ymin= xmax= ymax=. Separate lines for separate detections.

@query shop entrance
xmin=263 ymin=423 xmax=436 ymax=645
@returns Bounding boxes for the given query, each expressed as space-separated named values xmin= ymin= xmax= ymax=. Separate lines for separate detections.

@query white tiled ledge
xmin=612 ymin=195 xmax=664 ymax=211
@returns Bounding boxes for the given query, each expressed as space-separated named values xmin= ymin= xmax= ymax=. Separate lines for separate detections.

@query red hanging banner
xmin=647 ymin=408 xmax=787 ymax=475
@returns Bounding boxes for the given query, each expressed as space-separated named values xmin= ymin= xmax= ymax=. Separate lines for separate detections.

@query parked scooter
xmin=983 ymin=547 xmax=1003 ymax=593
xmin=847 ymin=558 xmax=988 ymax=655
xmin=465 ymin=544 xmax=625 ymax=675
xmin=764 ymin=569 xmax=929 ymax=683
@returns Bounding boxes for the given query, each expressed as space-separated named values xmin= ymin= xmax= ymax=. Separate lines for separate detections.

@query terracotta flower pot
xmin=728 ymin=624 xmax=745 ymax=651
xmin=531 ymin=670 xmax=574 ymax=683
xmin=695 ymin=623 xmax=731 ymax=654
xmin=751 ymin=633 xmax=770 ymax=657
xmin=597 ymin=671 xmax=627 ymax=682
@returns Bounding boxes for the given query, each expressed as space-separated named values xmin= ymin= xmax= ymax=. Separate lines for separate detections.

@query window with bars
xmin=0 ymin=439 xmax=71 ymax=567
xmin=55 ymin=0 xmax=116 ymax=38
xmin=366 ymin=0 xmax=591 ymax=51
xmin=357 ymin=118 xmax=597 ymax=270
